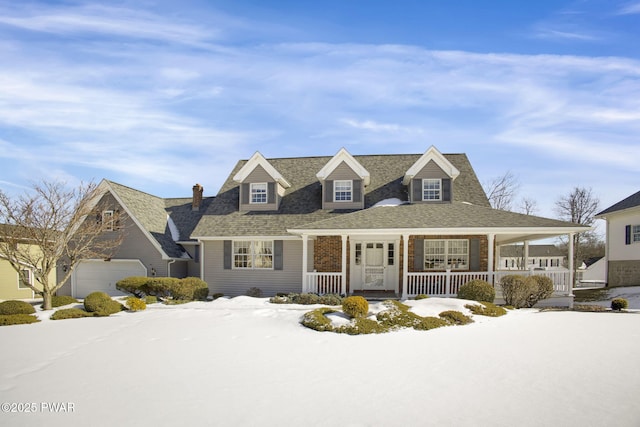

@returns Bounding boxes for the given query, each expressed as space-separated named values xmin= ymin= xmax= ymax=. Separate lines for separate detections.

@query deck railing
xmin=304 ymin=272 xmax=343 ymax=295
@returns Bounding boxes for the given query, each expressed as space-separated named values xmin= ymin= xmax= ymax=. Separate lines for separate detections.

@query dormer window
xmin=334 ymin=180 xmax=353 ymax=202
xmin=250 ymin=183 xmax=268 ymax=204
xmin=422 ymin=179 xmax=442 ymax=201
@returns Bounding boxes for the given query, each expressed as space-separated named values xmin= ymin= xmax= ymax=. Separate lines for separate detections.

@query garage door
xmin=73 ymin=260 xmax=147 ymax=298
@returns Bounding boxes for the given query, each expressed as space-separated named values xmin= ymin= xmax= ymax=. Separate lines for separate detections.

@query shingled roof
xmin=596 ymin=190 xmax=640 ymax=216
xmin=191 ymin=153 xmax=491 ymax=237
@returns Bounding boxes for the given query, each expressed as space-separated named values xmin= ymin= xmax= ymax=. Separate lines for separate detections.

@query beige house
xmin=0 ymin=240 xmax=54 ymax=301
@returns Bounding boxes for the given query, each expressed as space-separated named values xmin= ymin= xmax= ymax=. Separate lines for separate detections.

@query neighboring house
xmin=595 ymin=190 xmax=640 ymax=287
xmin=58 ymin=181 xmax=213 ymax=298
xmin=576 ymin=256 xmax=606 ymax=287
xmin=69 ymin=146 xmax=589 ymax=306
xmin=0 ymin=225 xmax=55 ymax=300
xmin=498 ymin=244 xmax=566 ymax=271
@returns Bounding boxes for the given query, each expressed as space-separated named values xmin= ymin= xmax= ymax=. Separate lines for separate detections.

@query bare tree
xmin=484 ymin=171 xmax=520 ymax=211
xmin=555 ymin=187 xmax=600 ymax=279
xmin=519 ymin=197 xmax=538 ymax=215
xmin=0 ymin=181 xmax=125 ymax=309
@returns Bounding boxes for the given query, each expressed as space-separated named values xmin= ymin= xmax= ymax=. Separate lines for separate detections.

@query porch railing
xmin=407 ymin=270 xmax=571 ymax=297
xmin=305 ymin=272 xmax=343 ymax=295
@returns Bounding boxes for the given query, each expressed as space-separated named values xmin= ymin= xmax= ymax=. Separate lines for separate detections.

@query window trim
xmin=250 ymin=183 xmax=268 ymax=204
xmin=18 ymin=269 xmax=32 ymax=289
xmin=424 ymin=239 xmax=469 ymax=271
xmin=102 ymin=210 xmax=115 ymax=231
xmin=422 ymin=178 xmax=442 ymax=201
xmin=333 ymin=180 xmax=353 ymax=202
xmin=633 ymin=225 xmax=640 ymax=243
xmin=232 ymin=240 xmax=274 ymax=270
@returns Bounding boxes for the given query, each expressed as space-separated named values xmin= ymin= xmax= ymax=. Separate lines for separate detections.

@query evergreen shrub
xmin=126 ymin=297 xmax=146 ymax=311
xmin=171 ymin=277 xmax=209 ymax=300
xmin=439 ymin=310 xmax=473 ymax=325
xmin=465 ymin=303 xmax=507 ymax=317
xmin=246 ymin=287 xmax=263 ymax=297
xmin=84 ymin=292 xmax=123 ymax=317
xmin=611 ymin=298 xmax=628 ymax=311
xmin=0 ymin=314 xmax=39 ymax=326
xmin=458 ymin=279 xmax=495 ymax=303
xmin=342 ymin=296 xmax=369 ymax=318
xmin=51 ymin=308 xmax=93 ymax=320
xmin=50 ymin=295 xmax=79 ymax=308
xmin=0 ymin=300 xmax=36 ymax=315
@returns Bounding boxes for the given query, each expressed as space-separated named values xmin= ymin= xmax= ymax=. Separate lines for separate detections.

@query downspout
xmin=168 ymin=259 xmax=176 ymax=277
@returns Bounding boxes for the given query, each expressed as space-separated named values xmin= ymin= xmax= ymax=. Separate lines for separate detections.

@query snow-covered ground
xmin=1 ymin=290 xmax=640 ymax=427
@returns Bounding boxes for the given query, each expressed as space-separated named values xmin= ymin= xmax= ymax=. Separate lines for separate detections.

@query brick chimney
xmin=192 ymin=184 xmax=203 ymax=211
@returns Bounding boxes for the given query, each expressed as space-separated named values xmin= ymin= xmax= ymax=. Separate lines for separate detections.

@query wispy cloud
xmin=533 ymin=27 xmax=600 ymax=41
xmin=617 ymin=2 xmax=640 ymax=15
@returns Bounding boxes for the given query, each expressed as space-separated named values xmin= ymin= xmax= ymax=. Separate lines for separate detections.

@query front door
xmin=364 ymin=243 xmax=385 ymax=289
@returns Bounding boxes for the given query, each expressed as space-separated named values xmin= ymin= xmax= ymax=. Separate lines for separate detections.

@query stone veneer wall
xmin=608 ymin=260 xmax=640 ymax=287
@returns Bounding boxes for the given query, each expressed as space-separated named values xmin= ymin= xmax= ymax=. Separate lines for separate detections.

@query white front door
xmin=364 ymin=243 xmax=385 ymax=289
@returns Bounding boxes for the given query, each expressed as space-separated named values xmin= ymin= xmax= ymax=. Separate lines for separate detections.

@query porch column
xmin=301 ymin=234 xmax=309 ymax=293
xmin=341 ymin=235 xmax=347 ymax=295
xmin=402 ymin=233 xmax=410 ymax=300
xmin=487 ymin=233 xmax=495 ymax=283
xmin=524 ymin=241 xmax=530 ymax=271
xmin=568 ymin=232 xmax=575 ymax=295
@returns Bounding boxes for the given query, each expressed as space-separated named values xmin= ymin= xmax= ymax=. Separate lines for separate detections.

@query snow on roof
xmin=167 ymin=215 xmax=180 ymax=241
xmin=372 ymin=198 xmax=408 ymax=207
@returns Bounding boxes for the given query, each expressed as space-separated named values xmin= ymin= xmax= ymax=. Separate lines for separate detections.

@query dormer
xmin=316 ymin=148 xmax=370 ymax=210
xmin=403 ymin=146 xmax=460 ymax=204
xmin=233 ymin=152 xmax=291 ymax=211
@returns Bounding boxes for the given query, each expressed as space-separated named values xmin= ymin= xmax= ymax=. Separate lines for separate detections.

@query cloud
xmin=617 ymin=2 xmax=640 ymax=15
xmin=533 ymin=27 xmax=600 ymax=41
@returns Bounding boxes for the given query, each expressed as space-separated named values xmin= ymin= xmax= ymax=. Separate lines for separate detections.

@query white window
xmin=424 ymin=239 xmax=468 ymax=270
xmin=334 ymin=180 xmax=353 ymax=202
xmin=233 ymin=241 xmax=273 ymax=269
xmin=633 ymin=225 xmax=640 ymax=243
xmin=422 ymin=179 xmax=442 ymax=201
xmin=250 ymin=183 xmax=268 ymax=204
xmin=19 ymin=269 xmax=31 ymax=289
xmin=102 ymin=210 xmax=114 ymax=231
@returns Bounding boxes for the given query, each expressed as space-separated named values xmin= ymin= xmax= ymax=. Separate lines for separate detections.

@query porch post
xmin=341 ymin=235 xmax=347 ymax=295
xmin=487 ymin=233 xmax=495 ymax=284
xmin=568 ymin=232 xmax=575 ymax=294
xmin=524 ymin=241 xmax=530 ymax=271
xmin=301 ymin=234 xmax=309 ymax=293
xmin=402 ymin=233 xmax=409 ymax=300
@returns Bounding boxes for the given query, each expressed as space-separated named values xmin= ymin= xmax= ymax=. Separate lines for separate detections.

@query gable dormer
xmin=233 ymin=152 xmax=291 ymax=211
xmin=316 ymin=148 xmax=370 ymax=210
xmin=403 ymin=146 xmax=460 ymax=204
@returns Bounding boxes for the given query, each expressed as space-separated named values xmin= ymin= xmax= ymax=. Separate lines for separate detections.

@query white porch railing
xmin=305 ymin=272 xmax=343 ymax=295
xmin=407 ymin=270 xmax=572 ymax=297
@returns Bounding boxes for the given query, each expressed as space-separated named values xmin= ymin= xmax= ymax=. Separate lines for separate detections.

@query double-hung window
xmin=250 ymin=183 xmax=268 ymax=204
xmin=102 ymin=210 xmax=114 ymax=231
xmin=233 ymin=240 xmax=273 ymax=269
xmin=334 ymin=180 xmax=353 ymax=202
xmin=633 ymin=225 xmax=640 ymax=243
xmin=19 ymin=269 xmax=32 ymax=289
xmin=424 ymin=239 xmax=468 ymax=270
xmin=422 ymin=179 xmax=442 ymax=201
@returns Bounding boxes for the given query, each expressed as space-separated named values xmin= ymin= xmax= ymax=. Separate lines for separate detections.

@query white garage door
xmin=73 ymin=260 xmax=147 ymax=298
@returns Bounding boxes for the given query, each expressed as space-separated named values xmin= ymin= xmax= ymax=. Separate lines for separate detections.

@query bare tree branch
xmin=519 ymin=197 xmax=538 ymax=215
xmin=483 ymin=171 xmax=520 ymax=211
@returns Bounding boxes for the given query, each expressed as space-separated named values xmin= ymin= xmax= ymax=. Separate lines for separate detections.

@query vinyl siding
xmin=0 ymin=256 xmax=52 ymax=300
xmin=239 ymin=165 xmax=279 ymax=211
xmin=323 ymin=161 xmax=364 ymax=210
xmin=607 ymin=209 xmax=640 ymax=261
xmin=203 ymin=239 xmax=304 ymax=296
xmin=410 ymin=160 xmax=453 ymax=203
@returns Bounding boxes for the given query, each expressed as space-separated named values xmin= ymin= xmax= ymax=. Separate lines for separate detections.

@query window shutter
xmin=268 ymin=182 xmax=276 ymax=204
xmin=442 ymin=178 xmax=452 ymax=202
xmin=325 ymin=180 xmax=334 ymax=203
xmin=274 ymin=240 xmax=284 ymax=270
xmin=353 ymin=179 xmax=362 ymax=203
xmin=412 ymin=179 xmax=422 ymax=203
xmin=241 ymin=184 xmax=249 ymax=205
xmin=223 ymin=240 xmax=232 ymax=269
xmin=469 ymin=238 xmax=480 ymax=271
xmin=625 ymin=225 xmax=631 ymax=245
xmin=413 ymin=238 xmax=424 ymax=271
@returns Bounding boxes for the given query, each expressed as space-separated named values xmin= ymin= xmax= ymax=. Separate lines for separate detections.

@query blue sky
xmin=0 ymin=0 xmax=638 ymax=226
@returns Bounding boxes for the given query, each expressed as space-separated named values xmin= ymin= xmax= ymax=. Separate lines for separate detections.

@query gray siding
xmin=414 ymin=160 xmax=450 ymax=179
xmin=323 ymin=161 xmax=364 ymax=210
xmin=203 ymin=239 xmax=303 ymax=296
xmin=410 ymin=160 xmax=453 ymax=204
xmin=239 ymin=165 xmax=279 ymax=211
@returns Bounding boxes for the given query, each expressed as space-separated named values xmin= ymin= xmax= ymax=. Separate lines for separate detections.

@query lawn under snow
xmin=1 ymin=290 xmax=640 ymax=427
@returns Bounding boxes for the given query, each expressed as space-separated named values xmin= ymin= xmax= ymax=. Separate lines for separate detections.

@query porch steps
xmin=351 ymin=291 xmax=400 ymax=301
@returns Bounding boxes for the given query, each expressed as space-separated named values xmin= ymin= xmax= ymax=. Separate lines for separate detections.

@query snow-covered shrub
xmin=50 ymin=308 xmax=92 ymax=320
xmin=84 ymin=292 xmax=123 ymax=317
xmin=125 ymin=297 xmax=146 ymax=311
xmin=611 ymin=298 xmax=628 ymax=311
xmin=301 ymin=307 xmax=336 ymax=332
xmin=246 ymin=287 xmax=263 ymax=298
xmin=342 ymin=296 xmax=369 ymax=318
xmin=0 ymin=314 xmax=39 ymax=326
xmin=439 ymin=310 xmax=473 ymax=325
xmin=376 ymin=300 xmax=448 ymax=331
xmin=524 ymin=275 xmax=554 ymax=307
xmin=0 ymin=300 xmax=35 ymax=315
xmin=458 ymin=279 xmax=495 ymax=303
xmin=413 ymin=294 xmax=429 ymax=300
xmin=318 ymin=294 xmax=343 ymax=305
xmin=465 ymin=303 xmax=507 ymax=317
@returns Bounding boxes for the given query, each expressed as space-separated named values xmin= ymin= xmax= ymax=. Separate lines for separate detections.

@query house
xmin=0 ymin=225 xmax=55 ymax=300
xmin=595 ymin=190 xmax=640 ymax=287
xmin=576 ymin=256 xmax=606 ymax=287
xmin=498 ymin=244 xmax=566 ymax=270
xmin=58 ymin=181 xmax=213 ymax=298
xmin=67 ymin=146 xmax=589 ymax=306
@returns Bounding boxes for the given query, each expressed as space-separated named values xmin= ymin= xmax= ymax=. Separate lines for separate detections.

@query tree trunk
xmin=42 ymin=291 xmax=53 ymax=311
